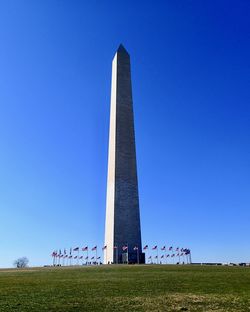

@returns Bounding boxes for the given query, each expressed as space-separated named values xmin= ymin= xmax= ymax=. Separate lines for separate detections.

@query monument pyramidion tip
xmin=117 ymin=43 xmax=129 ymax=55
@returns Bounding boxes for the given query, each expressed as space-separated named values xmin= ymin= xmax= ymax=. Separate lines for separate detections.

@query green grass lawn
xmin=0 ymin=265 xmax=250 ymax=311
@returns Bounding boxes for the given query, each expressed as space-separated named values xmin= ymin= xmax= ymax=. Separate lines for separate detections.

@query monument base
xmin=120 ymin=252 xmax=145 ymax=264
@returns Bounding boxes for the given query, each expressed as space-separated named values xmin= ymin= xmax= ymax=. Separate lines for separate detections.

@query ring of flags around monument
xmin=51 ymin=245 xmax=191 ymax=266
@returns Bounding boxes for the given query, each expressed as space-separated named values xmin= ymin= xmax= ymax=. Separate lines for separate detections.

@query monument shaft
xmin=104 ymin=45 xmax=143 ymax=264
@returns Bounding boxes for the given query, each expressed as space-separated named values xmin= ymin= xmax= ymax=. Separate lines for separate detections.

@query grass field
xmin=0 ymin=265 xmax=250 ymax=311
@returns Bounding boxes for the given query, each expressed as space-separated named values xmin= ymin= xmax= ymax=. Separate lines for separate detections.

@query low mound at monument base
xmin=1 ymin=265 xmax=250 ymax=311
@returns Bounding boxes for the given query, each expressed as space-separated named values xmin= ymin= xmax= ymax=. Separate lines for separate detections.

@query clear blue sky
xmin=0 ymin=1 xmax=249 ymax=268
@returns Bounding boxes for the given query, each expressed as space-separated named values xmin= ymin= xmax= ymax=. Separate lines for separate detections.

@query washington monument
xmin=104 ymin=45 xmax=144 ymax=264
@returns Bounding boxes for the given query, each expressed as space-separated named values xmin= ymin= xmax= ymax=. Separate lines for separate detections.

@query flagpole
xmin=127 ymin=244 xmax=128 ymax=264
xmin=157 ymin=247 xmax=158 ymax=264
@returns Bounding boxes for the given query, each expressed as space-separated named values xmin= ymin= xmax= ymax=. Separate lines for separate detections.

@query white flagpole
xmin=127 ymin=244 xmax=129 ymax=264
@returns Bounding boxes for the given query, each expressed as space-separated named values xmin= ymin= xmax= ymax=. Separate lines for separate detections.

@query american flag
xmin=122 ymin=245 xmax=128 ymax=251
xmin=152 ymin=245 xmax=157 ymax=250
xmin=161 ymin=246 xmax=166 ymax=251
xmin=161 ymin=255 xmax=164 ymax=258
xmin=91 ymin=256 xmax=94 ymax=260
xmin=64 ymin=255 xmax=68 ymax=258
xmin=176 ymin=247 xmax=179 ymax=251
xmin=73 ymin=247 xmax=79 ymax=251
xmin=97 ymin=256 xmax=101 ymax=260
xmin=82 ymin=246 xmax=88 ymax=251
xmin=171 ymin=254 xmax=175 ymax=257
xmin=148 ymin=256 xmax=152 ymax=259
xmin=133 ymin=246 xmax=138 ymax=250
xmin=143 ymin=245 xmax=148 ymax=250
xmin=92 ymin=246 xmax=97 ymax=251
xmin=79 ymin=256 xmax=83 ymax=259
xmin=74 ymin=256 xmax=77 ymax=259
xmin=166 ymin=254 xmax=170 ymax=257
xmin=102 ymin=245 xmax=107 ymax=250
xmin=169 ymin=246 xmax=173 ymax=251
xmin=69 ymin=255 xmax=72 ymax=259
xmin=85 ymin=256 xmax=88 ymax=260
xmin=155 ymin=256 xmax=158 ymax=259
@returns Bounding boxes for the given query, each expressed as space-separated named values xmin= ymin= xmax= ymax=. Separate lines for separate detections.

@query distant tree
xmin=13 ymin=257 xmax=29 ymax=268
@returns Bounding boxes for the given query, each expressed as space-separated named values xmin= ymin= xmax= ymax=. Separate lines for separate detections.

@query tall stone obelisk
xmin=104 ymin=44 xmax=144 ymax=264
